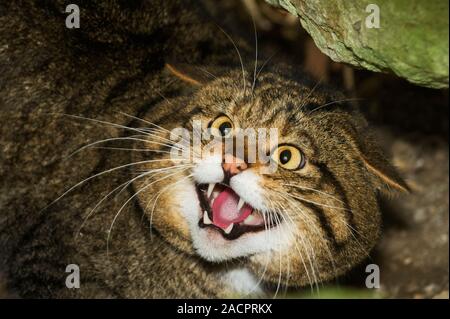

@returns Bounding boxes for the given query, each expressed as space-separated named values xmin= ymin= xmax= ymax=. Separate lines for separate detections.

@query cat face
xmin=133 ymin=66 xmax=407 ymax=288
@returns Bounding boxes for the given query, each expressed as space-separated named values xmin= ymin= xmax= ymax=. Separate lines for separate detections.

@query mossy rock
xmin=266 ymin=0 xmax=449 ymax=89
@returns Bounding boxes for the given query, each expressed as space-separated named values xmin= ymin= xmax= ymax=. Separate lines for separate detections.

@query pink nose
xmin=222 ymin=154 xmax=248 ymax=176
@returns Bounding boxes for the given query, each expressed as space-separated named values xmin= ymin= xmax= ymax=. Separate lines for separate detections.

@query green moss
xmin=283 ymin=286 xmax=384 ymax=299
xmin=266 ymin=0 xmax=449 ymax=88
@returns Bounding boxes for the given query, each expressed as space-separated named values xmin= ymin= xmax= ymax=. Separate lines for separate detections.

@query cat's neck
xmin=219 ymin=267 xmax=265 ymax=297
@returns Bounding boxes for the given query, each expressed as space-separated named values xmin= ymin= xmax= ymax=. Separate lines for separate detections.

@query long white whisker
xmin=274 ymin=192 xmax=324 ymax=284
xmin=117 ymin=112 xmax=175 ymax=137
xmin=283 ymin=193 xmax=351 ymax=212
xmin=270 ymin=202 xmax=303 ymax=297
xmin=274 ymin=206 xmax=293 ymax=296
xmin=255 ymin=50 xmax=277 ymax=82
xmin=216 ymin=25 xmax=247 ymax=96
xmin=300 ymin=77 xmax=324 ymax=111
xmin=53 ymin=113 xmax=151 ymax=137
xmin=66 ymin=136 xmax=186 ymax=158
xmin=146 ymin=173 xmax=194 ymax=239
xmin=282 ymin=183 xmax=345 ymax=204
xmin=273 ymin=210 xmax=283 ymax=299
xmin=276 ymin=200 xmax=319 ymax=294
xmin=275 ymin=191 xmax=337 ymax=292
xmin=245 ymin=206 xmax=272 ymax=296
xmin=251 ymin=13 xmax=258 ymax=93
xmin=106 ymin=167 xmax=192 ymax=255
xmin=90 ymin=146 xmax=174 ymax=154
xmin=76 ymin=164 xmax=191 ymax=238
xmin=41 ymin=159 xmax=181 ymax=213
xmin=117 ymin=112 xmax=202 ymax=157
xmin=308 ymin=98 xmax=363 ymax=115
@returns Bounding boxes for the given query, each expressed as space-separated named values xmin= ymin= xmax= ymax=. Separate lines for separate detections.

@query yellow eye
xmin=209 ymin=115 xmax=234 ymax=138
xmin=272 ymin=145 xmax=305 ymax=170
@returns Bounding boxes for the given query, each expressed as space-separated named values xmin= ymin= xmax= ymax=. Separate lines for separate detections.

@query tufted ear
xmin=165 ymin=63 xmax=214 ymax=86
xmin=359 ymin=133 xmax=410 ymax=194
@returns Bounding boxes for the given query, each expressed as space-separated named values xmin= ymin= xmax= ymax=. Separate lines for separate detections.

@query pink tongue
xmin=211 ymin=188 xmax=253 ymax=229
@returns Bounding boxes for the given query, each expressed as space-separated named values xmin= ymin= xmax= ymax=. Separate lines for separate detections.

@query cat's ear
xmin=165 ymin=63 xmax=213 ymax=86
xmin=359 ymin=133 xmax=410 ymax=194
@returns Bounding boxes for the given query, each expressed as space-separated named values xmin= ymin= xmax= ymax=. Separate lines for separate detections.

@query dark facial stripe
xmin=299 ymin=200 xmax=340 ymax=251
xmin=316 ymin=162 xmax=357 ymax=243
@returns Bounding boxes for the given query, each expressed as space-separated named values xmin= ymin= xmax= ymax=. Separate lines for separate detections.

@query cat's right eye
xmin=209 ymin=115 xmax=234 ymax=138
xmin=271 ymin=145 xmax=305 ymax=170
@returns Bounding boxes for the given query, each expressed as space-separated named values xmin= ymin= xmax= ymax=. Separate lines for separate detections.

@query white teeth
xmin=237 ymin=198 xmax=245 ymax=211
xmin=224 ymin=223 xmax=234 ymax=234
xmin=203 ymin=211 xmax=212 ymax=225
xmin=207 ymin=183 xmax=215 ymax=198
xmin=243 ymin=213 xmax=256 ymax=224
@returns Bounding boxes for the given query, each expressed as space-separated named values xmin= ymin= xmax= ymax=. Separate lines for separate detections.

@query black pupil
xmin=218 ymin=122 xmax=232 ymax=136
xmin=279 ymin=149 xmax=291 ymax=165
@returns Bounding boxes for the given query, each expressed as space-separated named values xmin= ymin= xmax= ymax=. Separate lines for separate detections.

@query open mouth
xmin=196 ymin=183 xmax=279 ymax=240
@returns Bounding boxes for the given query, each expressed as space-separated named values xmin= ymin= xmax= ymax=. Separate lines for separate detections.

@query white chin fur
xmin=191 ymin=220 xmax=291 ymax=262
xmin=173 ymin=156 xmax=292 ymax=262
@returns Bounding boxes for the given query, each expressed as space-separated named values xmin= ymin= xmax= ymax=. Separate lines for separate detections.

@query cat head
xmin=132 ymin=63 xmax=408 ymax=288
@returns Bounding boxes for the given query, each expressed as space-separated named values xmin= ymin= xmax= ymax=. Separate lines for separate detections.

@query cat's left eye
xmin=209 ymin=115 xmax=234 ymax=138
xmin=271 ymin=145 xmax=305 ymax=170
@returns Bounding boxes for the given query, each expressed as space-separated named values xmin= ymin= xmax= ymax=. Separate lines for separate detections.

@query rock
xmin=403 ymin=257 xmax=412 ymax=266
xmin=414 ymin=208 xmax=427 ymax=223
xmin=265 ymin=0 xmax=449 ymax=89
xmin=424 ymin=283 xmax=439 ymax=295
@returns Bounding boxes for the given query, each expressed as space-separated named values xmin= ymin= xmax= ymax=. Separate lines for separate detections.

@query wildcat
xmin=129 ymin=63 xmax=409 ymax=296
xmin=0 ymin=0 xmax=407 ymax=298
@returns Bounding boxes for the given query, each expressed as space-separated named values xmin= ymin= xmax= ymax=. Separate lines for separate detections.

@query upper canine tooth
xmin=224 ymin=223 xmax=233 ymax=234
xmin=237 ymin=198 xmax=245 ymax=211
xmin=207 ymin=183 xmax=215 ymax=198
xmin=203 ymin=211 xmax=212 ymax=225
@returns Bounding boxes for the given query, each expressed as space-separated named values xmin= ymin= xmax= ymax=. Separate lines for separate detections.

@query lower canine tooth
xmin=203 ymin=211 xmax=212 ymax=225
xmin=237 ymin=198 xmax=245 ymax=211
xmin=207 ymin=183 xmax=215 ymax=198
xmin=224 ymin=223 xmax=233 ymax=234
